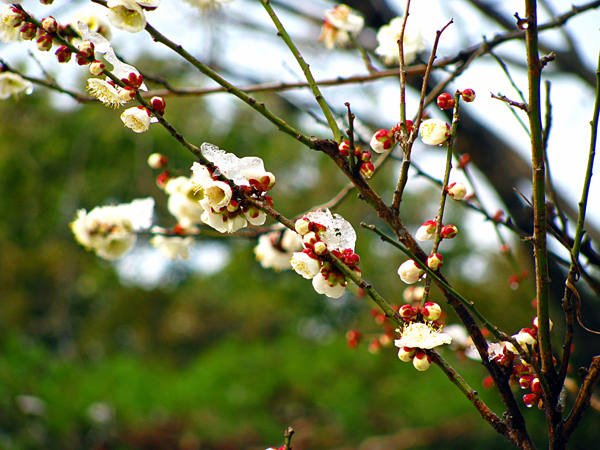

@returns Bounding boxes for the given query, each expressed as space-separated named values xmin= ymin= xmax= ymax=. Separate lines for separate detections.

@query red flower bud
xmin=55 ymin=45 xmax=72 ymax=63
xmin=338 ymin=141 xmax=350 ymax=156
xmin=437 ymin=93 xmax=455 ymax=110
xmin=461 ymin=88 xmax=476 ymax=103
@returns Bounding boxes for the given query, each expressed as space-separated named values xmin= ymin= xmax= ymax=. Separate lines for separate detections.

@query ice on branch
xmin=70 ymin=198 xmax=154 ymax=260
xmin=78 ymin=22 xmax=147 ymax=90
xmin=375 ymin=16 xmax=424 ymax=66
xmin=254 ymin=228 xmax=302 ymax=272
xmin=189 ymin=143 xmax=275 ymax=233
xmin=319 ymin=5 xmax=364 ymax=50
xmin=290 ymin=209 xmax=360 ymax=298
xmin=0 ymin=72 xmax=33 ymax=100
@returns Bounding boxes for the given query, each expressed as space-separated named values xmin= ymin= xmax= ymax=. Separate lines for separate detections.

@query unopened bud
xmin=20 ymin=23 xmax=37 ymax=40
xmin=118 ymin=87 xmax=137 ymax=102
xmin=360 ymin=161 xmax=375 ymax=179
xmin=226 ymin=200 xmax=239 ymax=213
xmin=399 ymin=304 xmax=417 ymax=320
xmin=36 ymin=33 xmax=53 ymax=52
xmin=421 ymin=302 xmax=442 ymax=321
xmin=313 ymin=241 xmax=328 ymax=255
xmin=531 ymin=377 xmax=541 ymax=395
xmin=55 ymin=45 xmax=72 ymax=63
xmin=368 ymin=339 xmax=382 ymax=354
xmin=447 ymin=182 xmax=466 ymax=200
xmin=41 ymin=16 xmax=58 ymax=33
xmin=398 ymin=346 xmax=416 ymax=362
xmin=360 ymin=151 xmax=371 ymax=163
xmin=427 ymin=253 xmax=443 ymax=271
xmin=413 ymin=351 xmax=431 ymax=371
xmin=89 ymin=61 xmax=105 ymax=76
xmin=519 ymin=375 xmax=533 ymax=390
xmin=457 ymin=153 xmax=471 ymax=169
xmin=150 ymin=96 xmax=166 ymax=115
xmin=156 ymin=170 xmax=171 ymax=189
xmin=369 ymin=129 xmax=394 ymax=153
xmin=415 ymin=220 xmax=436 ymax=241
xmin=523 ymin=393 xmax=539 ymax=408
xmin=294 ymin=218 xmax=311 ymax=235
xmin=148 ymin=153 xmax=167 ymax=169
xmin=461 ymin=88 xmax=476 ymax=103
xmin=533 ymin=316 xmax=554 ymax=332
xmin=440 ymin=224 xmax=458 ymax=239
xmin=338 ymin=141 xmax=350 ymax=156
xmin=121 ymin=72 xmax=143 ymax=89
xmin=437 ymin=93 xmax=455 ymax=110
xmin=303 ymin=232 xmax=318 ymax=247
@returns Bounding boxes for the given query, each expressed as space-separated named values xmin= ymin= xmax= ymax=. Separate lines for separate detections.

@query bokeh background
xmin=1 ymin=0 xmax=600 ymax=449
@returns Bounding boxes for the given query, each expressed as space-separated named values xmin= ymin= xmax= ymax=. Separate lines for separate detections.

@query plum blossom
xmin=290 ymin=252 xmax=320 ymax=279
xmin=70 ymin=198 xmax=154 ymax=260
xmin=394 ymin=322 xmax=452 ymax=350
xmin=189 ymin=143 xmax=274 ymax=233
xmin=165 ymin=176 xmax=205 ymax=228
xmin=121 ymin=106 xmax=151 ymax=133
xmin=398 ymin=259 xmax=422 ymax=284
xmin=1 ymin=6 xmax=23 ymax=43
xmin=415 ymin=220 xmax=436 ymax=241
xmin=150 ymin=234 xmax=194 ymax=260
xmin=106 ymin=0 xmax=158 ymax=33
xmin=420 ymin=119 xmax=450 ymax=145
xmin=375 ymin=16 xmax=424 ymax=66
xmin=182 ymin=0 xmax=234 ymax=11
xmin=86 ymin=78 xmax=125 ymax=109
xmin=254 ymin=228 xmax=302 ymax=272
xmin=319 ymin=5 xmax=364 ymax=49
xmin=0 ymin=72 xmax=33 ymax=100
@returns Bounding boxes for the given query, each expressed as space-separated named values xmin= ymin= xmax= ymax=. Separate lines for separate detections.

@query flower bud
xmin=294 ymin=218 xmax=311 ymax=235
xmin=440 ymin=224 xmax=458 ymax=239
xmin=398 ymin=260 xmax=423 ymax=284
xmin=427 ymin=253 xmax=443 ymax=271
xmin=399 ymin=304 xmax=417 ymax=320
xmin=119 ymin=87 xmax=137 ymax=103
xmin=420 ymin=119 xmax=450 ymax=146
xmin=20 ymin=23 xmax=37 ymax=40
xmin=55 ymin=45 xmax=72 ymax=63
xmin=313 ymin=241 xmax=328 ymax=255
xmin=338 ymin=141 xmax=350 ymax=156
xmin=36 ymin=33 xmax=53 ymax=52
xmin=303 ymin=232 xmax=318 ymax=247
xmin=156 ymin=170 xmax=171 ymax=189
xmin=150 ymin=96 xmax=166 ymax=115
xmin=514 ymin=328 xmax=536 ymax=347
xmin=531 ymin=377 xmax=541 ymax=395
xmin=78 ymin=41 xmax=95 ymax=57
xmin=533 ymin=316 xmax=554 ymax=332
xmin=121 ymin=72 xmax=143 ymax=89
xmin=368 ymin=339 xmax=382 ymax=354
xmin=360 ymin=151 xmax=371 ymax=163
xmin=148 ymin=153 xmax=167 ymax=169
xmin=461 ymin=88 xmax=476 ymax=103
xmin=370 ymin=129 xmax=394 ymax=153
xmin=4 ymin=7 xmax=25 ymax=28
xmin=447 ymin=182 xmax=466 ymax=200
xmin=398 ymin=346 xmax=416 ymax=362
xmin=415 ymin=220 xmax=436 ymax=241
xmin=421 ymin=302 xmax=442 ymax=321
xmin=457 ymin=153 xmax=471 ymax=169
xmin=226 ymin=199 xmax=239 ymax=212
xmin=523 ymin=393 xmax=539 ymax=408
xmin=413 ymin=352 xmax=431 ymax=371
xmin=519 ymin=375 xmax=533 ymax=389
xmin=89 ymin=61 xmax=105 ymax=76
xmin=41 ymin=16 xmax=58 ymax=33
xmin=437 ymin=93 xmax=455 ymax=110
xmin=360 ymin=161 xmax=375 ymax=179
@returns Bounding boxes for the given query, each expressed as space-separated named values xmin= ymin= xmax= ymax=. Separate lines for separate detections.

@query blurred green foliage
xmin=0 ymin=60 xmax=598 ymax=450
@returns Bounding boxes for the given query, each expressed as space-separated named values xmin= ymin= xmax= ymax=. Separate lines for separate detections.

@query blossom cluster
xmin=290 ymin=209 xmax=361 ymax=298
xmin=319 ymin=4 xmax=364 ymax=50
xmin=254 ymin=228 xmax=303 ymax=272
xmin=186 ymin=143 xmax=274 ymax=233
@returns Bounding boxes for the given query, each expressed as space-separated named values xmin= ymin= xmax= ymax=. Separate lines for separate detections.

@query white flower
xmin=290 ymin=252 xmax=320 ymax=279
xmin=70 ymin=198 xmax=154 ymax=260
xmin=121 ymin=106 xmax=151 ymax=133
xmin=398 ymin=259 xmax=423 ymax=284
xmin=86 ymin=78 xmax=124 ymax=109
xmin=394 ymin=322 xmax=452 ymax=350
xmin=201 ymin=179 xmax=232 ymax=210
xmin=319 ymin=5 xmax=364 ymax=50
xmin=375 ymin=16 xmax=425 ymax=66
xmin=165 ymin=176 xmax=205 ymax=228
xmin=448 ymin=182 xmax=467 ymax=200
xmin=254 ymin=229 xmax=302 ymax=272
xmin=0 ymin=72 xmax=33 ymax=100
xmin=1 ymin=6 xmax=22 ymax=43
xmin=245 ymin=209 xmax=266 ymax=226
xmin=182 ymin=0 xmax=234 ymax=11
xmin=150 ymin=235 xmax=194 ymax=260
xmin=312 ymin=272 xmax=345 ymax=298
xmin=107 ymin=0 xmax=146 ymax=33
xmin=420 ymin=119 xmax=450 ymax=146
